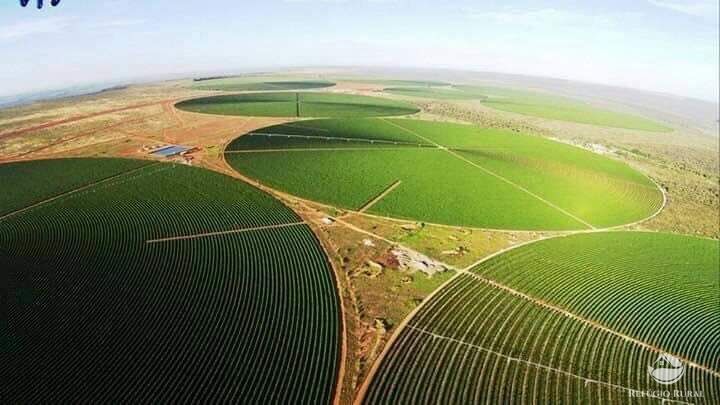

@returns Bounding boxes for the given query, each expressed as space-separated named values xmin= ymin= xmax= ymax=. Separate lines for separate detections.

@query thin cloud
xmin=468 ymin=8 xmax=614 ymax=28
xmin=0 ymin=16 xmax=71 ymax=41
xmin=91 ymin=19 xmax=146 ymax=28
xmin=647 ymin=0 xmax=719 ymax=20
xmin=0 ymin=17 xmax=145 ymax=41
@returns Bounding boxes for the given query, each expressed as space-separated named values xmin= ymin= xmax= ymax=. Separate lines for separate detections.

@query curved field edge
xmin=174 ymin=92 xmax=420 ymax=118
xmin=358 ymin=231 xmax=719 ymax=404
xmin=224 ymin=118 xmax=664 ymax=231
xmin=384 ymin=85 xmax=671 ymax=133
xmin=0 ymin=157 xmax=152 ymax=217
xmin=0 ymin=158 xmax=342 ymax=403
xmin=192 ymin=79 xmax=336 ymax=92
xmin=470 ymin=231 xmax=720 ymax=371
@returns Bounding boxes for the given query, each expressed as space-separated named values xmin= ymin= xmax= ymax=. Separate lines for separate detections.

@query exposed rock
xmin=374 ymin=318 xmax=390 ymax=334
xmin=390 ymin=247 xmax=452 ymax=276
xmin=360 ymin=260 xmax=384 ymax=278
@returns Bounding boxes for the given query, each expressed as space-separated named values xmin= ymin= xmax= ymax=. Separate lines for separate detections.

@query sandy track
xmin=357 ymin=180 xmax=402 ymax=213
xmin=0 ymin=100 xmax=172 ymax=140
xmin=11 ymin=112 xmax=165 ymax=159
xmin=145 ymin=221 xmax=307 ymax=243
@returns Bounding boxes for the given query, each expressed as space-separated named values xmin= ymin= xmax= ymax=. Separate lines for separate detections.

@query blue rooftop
xmin=151 ymin=145 xmax=191 ymax=157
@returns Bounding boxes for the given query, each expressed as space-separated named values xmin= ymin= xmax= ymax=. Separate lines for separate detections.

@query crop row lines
xmin=403 ymin=324 xmax=692 ymax=404
xmin=459 ymin=269 xmax=719 ymax=379
xmin=0 ymin=162 xmax=159 ymax=222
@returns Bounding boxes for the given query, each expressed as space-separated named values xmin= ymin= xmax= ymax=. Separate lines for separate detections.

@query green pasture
xmin=225 ymin=118 xmax=663 ymax=230
xmin=176 ymin=92 xmax=419 ymax=118
xmin=385 ymin=85 xmax=671 ymax=132
xmin=336 ymin=78 xmax=450 ymax=87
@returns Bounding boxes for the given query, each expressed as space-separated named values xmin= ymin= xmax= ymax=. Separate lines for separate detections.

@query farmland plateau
xmin=0 ymin=70 xmax=717 ymax=405
xmin=225 ymin=118 xmax=663 ymax=230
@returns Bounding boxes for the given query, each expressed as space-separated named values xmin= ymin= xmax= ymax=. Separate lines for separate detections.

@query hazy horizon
xmin=2 ymin=1 xmax=718 ymax=102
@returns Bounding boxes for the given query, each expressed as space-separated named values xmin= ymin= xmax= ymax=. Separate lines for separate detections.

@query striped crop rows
xmin=472 ymin=232 xmax=720 ymax=371
xmin=363 ymin=232 xmax=719 ymax=404
xmin=0 ymin=159 xmax=340 ymax=403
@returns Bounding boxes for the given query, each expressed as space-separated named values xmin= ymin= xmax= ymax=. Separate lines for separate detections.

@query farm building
xmin=150 ymin=145 xmax=197 ymax=158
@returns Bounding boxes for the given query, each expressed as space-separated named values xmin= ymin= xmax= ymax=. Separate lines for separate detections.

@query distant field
xmin=193 ymin=78 xmax=335 ymax=91
xmin=340 ymin=79 xmax=451 ymax=87
xmin=176 ymin=92 xmax=419 ymax=118
xmin=363 ymin=232 xmax=720 ymax=404
xmin=385 ymin=85 xmax=671 ymax=132
xmin=385 ymin=86 xmax=484 ymax=100
xmin=225 ymin=119 xmax=663 ymax=230
xmin=0 ymin=158 xmax=339 ymax=403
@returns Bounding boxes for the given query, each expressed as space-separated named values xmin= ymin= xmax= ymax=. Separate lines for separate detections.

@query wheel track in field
xmin=355 ymin=233 xmax=720 ymax=404
xmin=402 ymin=324 xmax=693 ymax=405
xmin=0 ymin=162 xmax=159 ymax=222
xmin=226 ymin=121 xmax=668 ymax=233
xmin=145 ymin=221 xmax=307 ymax=243
xmin=1 ymin=160 xmax=340 ymax=402
xmin=380 ymin=118 xmax=597 ymax=230
xmin=356 ymin=180 xmax=402 ymax=214
xmin=458 ymin=266 xmax=720 ymax=379
xmin=218 ymin=117 xmax=679 ymax=402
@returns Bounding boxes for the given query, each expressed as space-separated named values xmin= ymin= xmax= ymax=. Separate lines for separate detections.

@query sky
xmin=1 ymin=0 xmax=718 ymax=102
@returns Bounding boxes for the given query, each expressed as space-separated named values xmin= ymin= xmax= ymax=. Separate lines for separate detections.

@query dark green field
xmin=176 ymin=92 xmax=419 ymax=118
xmin=0 ymin=158 xmax=339 ymax=403
xmin=225 ymin=119 xmax=663 ymax=230
xmin=363 ymin=232 xmax=720 ymax=404
xmin=193 ymin=78 xmax=335 ymax=91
